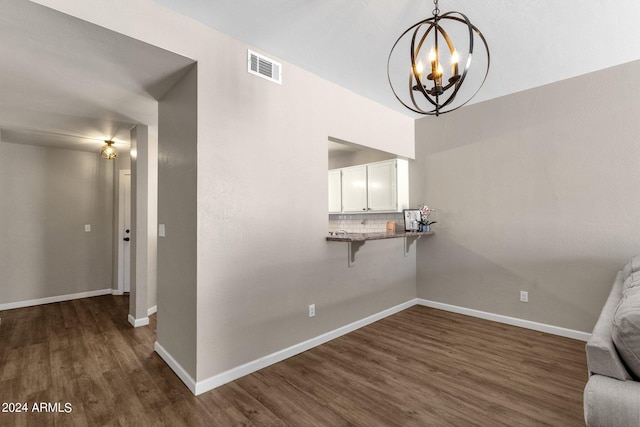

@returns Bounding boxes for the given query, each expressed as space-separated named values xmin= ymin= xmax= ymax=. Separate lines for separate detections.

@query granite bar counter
xmin=326 ymin=230 xmax=434 ymax=242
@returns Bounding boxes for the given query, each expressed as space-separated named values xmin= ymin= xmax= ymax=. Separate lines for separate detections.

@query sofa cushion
xmin=623 ymin=271 xmax=640 ymax=291
xmin=622 ymin=255 xmax=640 ymax=280
xmin=612 ymin=291 xmax=640 ymax=379
xmin=623 ymin=285 xmax=640 ymax=298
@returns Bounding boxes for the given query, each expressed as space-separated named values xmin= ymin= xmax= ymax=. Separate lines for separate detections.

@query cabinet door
xmin=367 ymin=160 xmax=397 ymax=211
xmin=328 ymin=169 xmax=342 ymax=213
xmin=341 ymin=165 xmax=368 ymax=212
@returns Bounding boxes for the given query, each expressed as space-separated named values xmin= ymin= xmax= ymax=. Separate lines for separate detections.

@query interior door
xmin=118 ymin=170 xmax=132 ymax=293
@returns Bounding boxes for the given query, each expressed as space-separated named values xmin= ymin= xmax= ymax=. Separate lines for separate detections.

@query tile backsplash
xmin=328 ymin=213 xmax=404 ymax=233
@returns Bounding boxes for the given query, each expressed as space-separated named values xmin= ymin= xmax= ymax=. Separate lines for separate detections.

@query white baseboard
xmin=128 ymin=314 xmax=150 ymax=328
xmin=416 ymin=299 xmax=591 ymax=341
xmin=112 ymin=290 xmax=124 ymax=296
xmin=147 ymin=305 xmax=157 ymax=316
xmin=186 ymin=299 xmax=414 ymax=395
xmin=0 ymin=288 xmax=113 ymax=311
xmin=154 ymin=341 xmax=197 ymax=394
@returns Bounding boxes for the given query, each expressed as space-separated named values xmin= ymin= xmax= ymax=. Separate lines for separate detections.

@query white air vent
xmin=248 ymin=50 xmax=282 ymax=84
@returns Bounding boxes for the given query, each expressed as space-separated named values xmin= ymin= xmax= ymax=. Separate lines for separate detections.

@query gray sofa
xmin=584 ymin=257 xmax=640 ymax=426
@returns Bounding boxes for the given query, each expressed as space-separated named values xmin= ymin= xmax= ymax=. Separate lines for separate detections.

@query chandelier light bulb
xmin=451 ymin=50 xmax=460 ymax=76
xmin=415 ymin=61 xmax=424 ymax=80
xmin=428 ymin=46 xmax=437 ymax=62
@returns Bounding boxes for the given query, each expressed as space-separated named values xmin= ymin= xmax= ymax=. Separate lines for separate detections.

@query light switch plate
xmin=85 ymin=224 xmax=91 ymax=232
xmin=158 ymin=224 xmax=166 ymax=237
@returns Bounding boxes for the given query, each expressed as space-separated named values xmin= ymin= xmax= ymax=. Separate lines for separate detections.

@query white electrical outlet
xmin=520 ymin=291 xmax=529 ymax=303
xmin=84 ymin=224 xmax=91 ymax=232
xmin=308 ymin=304 xmax=316 ymax=317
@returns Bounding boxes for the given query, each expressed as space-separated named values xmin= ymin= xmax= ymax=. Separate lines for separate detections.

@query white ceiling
xmin=0 ymin=0 xmax=194 ymax=152
xmin=155 ymin=0 xmax=640 ymax=117
xmin=2 ymin=0 xmax=640 ymax=153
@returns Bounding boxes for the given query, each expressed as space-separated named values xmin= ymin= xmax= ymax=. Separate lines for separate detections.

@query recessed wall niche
xmin=327 ymin=137 xmax=404 ymax=233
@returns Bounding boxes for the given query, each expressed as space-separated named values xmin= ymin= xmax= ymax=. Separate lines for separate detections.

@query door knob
xmin=123 ymin=237 xmax=130 ymax=241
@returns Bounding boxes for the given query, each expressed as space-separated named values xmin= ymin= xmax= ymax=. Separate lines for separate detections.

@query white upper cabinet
xmin=367 ymin=160 xmax=397 ymax=212
xmin=328 ymin=169 xmax=342 ymax=213
xmin=341 ymin=164 xmax=368 ymax=212
xmin=329 ymin=159 xmax=409 ymax=213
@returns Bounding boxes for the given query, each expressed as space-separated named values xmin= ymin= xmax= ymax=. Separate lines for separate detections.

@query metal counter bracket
xmin=404 ymin=234 xmax=422 ymax=256
xmin=348 ymin=241 xmax=366 ymax=267
xmin=326 ymin=231 xmax=433 ymax=268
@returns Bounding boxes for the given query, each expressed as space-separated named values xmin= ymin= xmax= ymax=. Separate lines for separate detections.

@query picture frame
xmin=403 ymin=209 xmax=421 ymax=231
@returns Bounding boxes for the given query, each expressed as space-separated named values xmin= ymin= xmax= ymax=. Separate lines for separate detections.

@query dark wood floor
xmin=0 ymin=295 xmax=588 ymax=426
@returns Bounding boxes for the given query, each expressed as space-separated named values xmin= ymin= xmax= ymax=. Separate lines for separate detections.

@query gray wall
xmin=413 ymin=59 xmax=640 ymax=333
xmin=158 ymin=65 xmax=198 ymax=378
xmin=130 ymin=124 xmax=155 ymax=322
xmin=194 ymin=35 xmax=416 ymax=382
xmin=0 ymin=141 xmax=114 ymax=303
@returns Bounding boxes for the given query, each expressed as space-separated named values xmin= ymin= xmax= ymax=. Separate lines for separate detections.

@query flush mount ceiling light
xmin=100 ymin=140 xmax=118 ymax=160
xmin=387 ymin=0 xmax=490 ymax=116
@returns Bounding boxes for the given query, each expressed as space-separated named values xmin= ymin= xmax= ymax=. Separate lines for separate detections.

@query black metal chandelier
xmin=387 ymin=0 xmax=490 ymax=116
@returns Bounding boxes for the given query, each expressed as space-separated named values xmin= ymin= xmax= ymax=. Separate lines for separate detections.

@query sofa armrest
xmin=584 ymin=375 xmax=640 ymax=426
xmin=586 ymin=271 xmax=633 ymax=380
